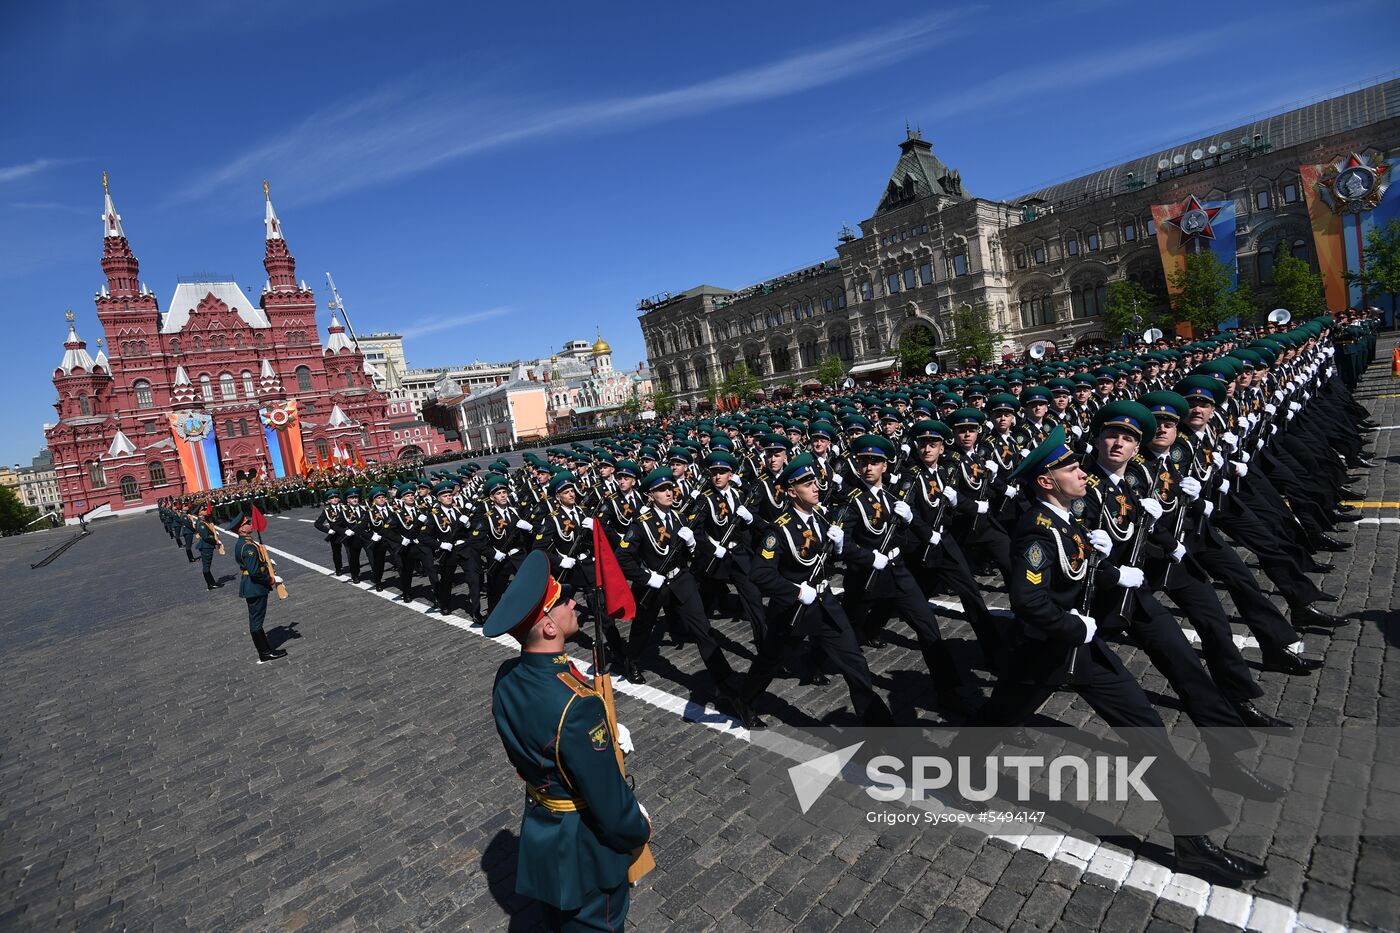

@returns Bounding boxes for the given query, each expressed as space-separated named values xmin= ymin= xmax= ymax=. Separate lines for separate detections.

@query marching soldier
xmin=313 ymin=489 xmax=347 ymax=576
xmin=340 ymin=488 xmax=369 ymax=583
xmin=420 ymin=481 xmax=471 ymax=616
xmin=683 ymin=450 xmax=764 ymax=646
xmin=195 ymin=505 xmax=225 ymax=590
xmin=230 ymin=514 xmax=287 ymax=664
xmin=471 ymin=474 xmax=532 ymax=615
xmin=366 ymin=486 xmax=395 ymax=591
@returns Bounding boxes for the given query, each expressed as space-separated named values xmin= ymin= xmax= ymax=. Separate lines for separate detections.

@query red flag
xmin=593 ymin=523 xmax=636 ymax=622
xmin=250 ymin=504 xmax=268 ymax=534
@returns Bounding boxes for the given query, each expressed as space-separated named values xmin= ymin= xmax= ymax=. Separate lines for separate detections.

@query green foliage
xmin=1224 ymin=279 xmax=1262 ymax=327
xmin=1104 ymin=279 xmax=1157 ymax=341
xmin=721 ymin=361 xmax=761 ymax=400
xmin=1347 ymin=218 xmax=1400 ymax=311
xmin=814 ymin=354 xmax=847 ymax=389
xmin=1168 ymin=250 xmax=1236 ymax=332
xmin=946 ymin=304 xmax=995 ymax=367
xmin=1271 ymin=251 xmax=1327 ymax=318
xmin=897 ymin=327 xmax=934 ymax=377
xmin=0 ymin=485 xmax=38 ymax=535
xmin=650 ymin=384 xmax=678 ymax=417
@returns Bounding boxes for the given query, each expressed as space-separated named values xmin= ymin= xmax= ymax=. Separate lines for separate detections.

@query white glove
xmin=713 ymin=544 xmax=728 ymax=560
xmin=826 ymin=525 xmax=844 ymax=549
xmin=677 ymin=526 xmax=695 ymax=547
xmin=1070 ymin=609 xmax=1097 ymax=644
xmin=560 ymin=556 xmax=577 ymax=569
xmin=615 ymin=722 xmax=634 ymax=755
xmin=871 ymin=551 xmax=890 ymax=571
xmin=730 ymin=475 xmax=743 ymax=487
xmin=1071 ymin=425 xmax=1084 ymax=438
xmin=1238 ymin=451 xmax=1251 ymax=464
xmin=1203 ymin=501 xmax=1215 ymax=517
xmin=689 ymin=488 xmax=703 ymax=500
xmin=1233 ymin=461 xmax=1249 ymax=477
xmin=515 ymin=519 xmax=533 ymax=531
xmin=1140 ymin=498 xmax=1163 ymax=522
xmin=1289 ymin=401 xmax=1302 ymax=414
xmin=493 ymin=549 xmax=507 ymax=562
xmin=1019 ymin=448 xmax=1032 ymax=459
xmin=832 ymin=473 xmax=844 ymax=486
xmin=984 ymin=460 xmax=999 ymax=475
xmin=1222 ymin=432 xmax=1239 ymax=450
xmin=344 ymin=529 xmax=355 ymax=537
xmin=417 ymin=512 xmax=427 ymax=522
xmin=371 ymin=533 xmax=381 ymax=542
xmin=928 ymin=530 xmax=942 ymax=546
xmin=1245 ymin=414 xmax=1257 ymax=430
xmin=274 ymin=575 xmax=284 ymax=584
xmin=900 ymin=443 xmax=911 ymax=455
xmin=1180 ymin=476 xmax=1202 ymax=499
xmin=459 ymin=514 xmax=472 ymax=525
xmin=888 ymin=473 xmax=902 ymax=486
xmin=1115 ymin=566 xmax=1144 ymax=589
xmin=1218 ymin=479 xmax=1231 ymax=496
xmin=1089 ymin=529 xmax=1112 ymax=558
xmin=581 ymin=517 xmax=594 ymax=530
xmin=1264 ymin=403 xmax=1278 ymax=415
xmin=1171 ymin=542 xmax=1187 ymax=563
xmin=943 ymin=487 xmax=959 ymax=506
xmin=976 ymin=500 xmax=990 ymax=515
xmin=893 ymin=501 xmax=913 ymax=522
xmin=797 ymin=582 xmax=818 ymax=605
xmin=646 ymin=571 xmax=665 ymax=589
xmin=1273 ymin=390 xmax=1285 ymax=403
xmin=401 ymin=537 xmax=411 ymax=547
xmin=1004 ymin=485 xmax=1019 ymax=499
xmin=736 ymin=505 xmax=754 ymax=523
xmin=1212 ymin=452 xmax=1225 ymax=468
xmin=508 ymin=548 xmax=521 ymax=557
xmin=439 ymin=541 xmax=452 ymax=551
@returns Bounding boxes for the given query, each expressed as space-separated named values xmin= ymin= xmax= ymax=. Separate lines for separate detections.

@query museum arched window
xmin=148 ymin=461 xmax=166 ymax=485
xmin=119 ymin=475 xmax=139 ymax=501
xmin=315 ymin=440 xmax=331 ymax=462
xmin=200 ymin=374 xmax=214 ymax=402
xmin=1019 ymin=291 xmax=1055 ymax=328
xmin=239 ymin=418 xmax=250 ymax=436
xmin=169 ymin=337 xmax=180 ymax=354
xmin=1070 ymin=280 xmax=1107 ymax=319
xmin=219 ymin=372 xmax=237 ymax=400
xmin=89 ymin=461 xmax=105 ymax=487
xmin=134 ymin=379 xmax=154 ymax=409
xmin=242 ymin=370 xmax=255 ymax=397
xmin=296 ymin=366 xmax=313 ymax=392
xmin=344 ymin=371 xmax=354 ymax=388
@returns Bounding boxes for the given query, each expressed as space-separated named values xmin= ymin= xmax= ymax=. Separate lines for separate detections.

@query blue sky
xmin=2 ymin=0 xmax=1395 ymax=465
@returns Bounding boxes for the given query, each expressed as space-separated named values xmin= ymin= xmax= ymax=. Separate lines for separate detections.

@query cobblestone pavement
xmin=3 ymin=337 xmax=1398 ymax=932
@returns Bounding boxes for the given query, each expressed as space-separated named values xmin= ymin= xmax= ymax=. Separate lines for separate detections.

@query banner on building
xmin=1299 ymin=152 xmax=1397 ymax=312
xmin=1151 ymin=194 xmax=1240 ymax=328
xmin=168 ymin=411 xmax=223 ymax=492
xmin=259 ymin=400 xmax=308 ymax=477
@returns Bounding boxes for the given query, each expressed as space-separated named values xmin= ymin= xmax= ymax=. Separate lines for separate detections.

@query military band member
xmin=486 ymin=552 xmax=651 ymax=931
xmin=312 ymin=489 xmax=346 ymax=576
xmin=231 ymin=514 xmax=287 ymax=664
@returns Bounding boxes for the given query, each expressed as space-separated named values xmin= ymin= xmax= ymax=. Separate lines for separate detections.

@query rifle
xmin=1112 ymin=467 xmax=1161 ymax=622
xmin=697 ymin=482 xmax=759 ymax=576
xmin=917 ymin=468 xmax=952 ymax=565
xmin=788 ymin=496 xmax=857 ymax=630
xmin=859 ymin=474 xmax=915 ymax=591
xmin=203 ymin=518 xmax=226 ymax=555
xmin=252 ymin=541 xmax=289 ymax=600
xmin=967 ymin=451 xmax=992 ymax=533
xmin=1064 ymin=517 xmax=1101 ymax=685
xmin=636 ymin=507 xmax=701 ymax=612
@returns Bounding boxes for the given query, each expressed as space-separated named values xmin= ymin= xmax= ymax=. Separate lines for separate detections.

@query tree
xmin=721 ymin=361 xmax=761 ymax=401
xmin=946 ymin=303 xmax=995 ymax=368
xmin=897 ymin=327 xmax=934 ymax=377
xmin=1271 ymin=251 xmax=1327 ymax=318
xmin=1347 ymin=218 xmax=1400 ymax=320
xmin=0 ymin=485 xmax=38 ymax=535
xmin=1223 ymin=279 xmax=1262 ymax=328
xmin=815 ymin=354 xmax=846 ymax=389
xmin=1104 ymin=279 xmax=1157 ymax=342
xmin=650 ymin=384 xmax=678 ymax=417
xmin=1168 ymin=250 xmax=1235 ymax=332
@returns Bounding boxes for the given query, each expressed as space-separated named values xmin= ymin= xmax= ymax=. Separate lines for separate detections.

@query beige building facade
xmin=638 ymin=78 xmax=1400 ymax=408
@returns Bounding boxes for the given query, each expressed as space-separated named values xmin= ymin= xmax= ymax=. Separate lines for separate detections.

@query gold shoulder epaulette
xmin=556 ymin=670 xmax=594 ymax=698
xmin=774 ymin=513 xmax=791 ymax=526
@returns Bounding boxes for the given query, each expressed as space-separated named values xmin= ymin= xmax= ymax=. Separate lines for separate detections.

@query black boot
xmin=1173 ymin=835 xmax=1267 ymax=882
xmin=252 ymin=630 xmax=287 ymax=663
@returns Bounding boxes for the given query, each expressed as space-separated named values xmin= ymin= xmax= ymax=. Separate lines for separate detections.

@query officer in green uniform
xmin=230 ymin=514 xmax=288 ymax=664
xmin=487 ymin=551 xmax=652 ymax=931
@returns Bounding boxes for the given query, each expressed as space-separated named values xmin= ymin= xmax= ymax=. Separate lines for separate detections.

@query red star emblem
xmin=1165 ymin=195 xmax=1223 ymax=246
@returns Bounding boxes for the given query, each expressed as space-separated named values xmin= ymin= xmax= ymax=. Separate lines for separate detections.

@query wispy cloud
xmin=174 ymin=11 xmax=975 ymax=206
xmin=398 ymin=307 xmax=512 ymax=340
xmin=11 ymin=201 xmax=88 ymax=214
xmin=0 ymin=158 xmax=68 ymax=184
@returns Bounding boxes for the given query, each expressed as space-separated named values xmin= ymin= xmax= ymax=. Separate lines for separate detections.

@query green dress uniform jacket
xmin=236 ymin=539 xmax=273 ymax=598
xmin=491 ymin=652 xmax=650 ymax=911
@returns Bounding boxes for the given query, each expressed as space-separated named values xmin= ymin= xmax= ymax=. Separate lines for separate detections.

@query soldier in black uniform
xmin=967 ymin=427 xmax=1267 ymax=883
xmin=418 ymin=481 xmax=468 ymax=615
xmin=312 ymin=489 xmax=346 ymax=575
xmin=339 ymin=489 xmax=368 ymax=583
xmin=683 ymin=450 xmax=765 ymax=646
xmin=471 ymin=474 xmax=532 ymax=614
xmin=945 ymin=408 xmax=1013 ymax=575
xmin=600 ymin=460 xmax=645 ymax=550
xmin=743 ymin=454 xmax=893 ymax=727
xmin=365 ymin=486 xmax=395 ymax=591
xmin=750 ymin=434 xmax=791 ymax=531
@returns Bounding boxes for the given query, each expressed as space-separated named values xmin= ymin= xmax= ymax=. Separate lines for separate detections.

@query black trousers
xmin=1189 ymin=532 xmax=1301 ymax=652
xmin=436 ymin=547 xmax=470 ymax=613
xmin=369 ymin=538 xmax=392 ymax=585
xmin=199 ymin=549 xmax=217 ymax=588
xmin=844 ymin=563 xmax=965 ymax=696
xmin=1155 ymin=558 xmax=1262 ymax=702
xmin=744 ymin=592 xmax=893 ymax=726
xmin=971 ymin=640 xmax=1227 ymax=834
xmin=914 ymin=535 xmax=1003 ymax=665
xmin=327 ymin=537 xmax=346 ymax=575
xmin=628 ymin=573 xmax=737 ymax=693
xmin=951 ymin=514 xmax=1012 ymax=576
xmin=410 ymin=543 xmax=441 ymax=603
xmin=345 ymin=536 xmax=364 ymax=581
xmin=246 ymin=595 xmax=268 ymax=633
xmin=696 ymin=553 xmax=767 ymax=648
xmin=1216 ymin=498 xmax=1322 ymax=606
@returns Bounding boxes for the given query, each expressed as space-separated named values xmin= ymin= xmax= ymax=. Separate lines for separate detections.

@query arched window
xmin=192 ymin=336 xmax=201 ymax=351
xmin=1019 ymin=291 xmax=1055 ymax=328
xmin=315 ymin=439 xmax=331 ymax=461
xmin=1070 ymin=280 xmax=1107 ymax=319
xmin=200 ymin=374 xmax=214 ymax=402
xmin=344 ymin=371 xmax=354 ymax=388
xmin=89 ymin=461 xmax=105 ymax=487
xmin=134 ymin=379 xmax=154 ymax=409
xmin=219 ymin=372 xmax=237 ymax=400
xmin=119 ymin=475 xmax=140 ymax=501
xmin=242 ymin=371 xmax=255 ymax=396
xmin=1257 ymin=246 xmax=1275 ymax=286
xmin=224 ymin=419 xmax=236 ymax=438
xmin=78 ymin=394 xmax=91 ymax=416
xmin=169 ymin=337 xmax=180 ymax=354
xmin=148 ymin=461 xmax=166 ymax=485
xmin=239 ymin=418 xmax=249 ymax=436
xmin=296 ymin=366 xmax=313 ymax=392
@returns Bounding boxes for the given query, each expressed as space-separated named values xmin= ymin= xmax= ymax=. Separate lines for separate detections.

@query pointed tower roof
xmin=325 ymin=311 xmax=354 ymax=353
xmin=102 ymin=171 xmax=125 ymax=238
xmin=173 ymin=364 xmax=191 ymax=386
xmin=106 ymin=430 xmax=137 ymax=459
xmin=327 ymin=404 xmax=355 ymax=428
xmin=260 ymin=357 xmax=277 ymax=379
xmin=263 ymin=179 xmax=283 ymax=240
xmin=874 ymin=128 xmax=967 ymax=215
xmin=57 ymin=312 xmax=97 ymax=375
xmin=92 ymin=348 xmax=109 ymax=373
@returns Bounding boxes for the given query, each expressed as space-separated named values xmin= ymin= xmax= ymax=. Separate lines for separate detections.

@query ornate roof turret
xmin=57 ymin=311 xmax=97 ymax=376
xmin=874 ymin=127 xmax=967 ymax=215
xmin=262 ymin=180 xmax=298 ymax=291
xmin=325 ymin=311 xmax=354 ymax=353
xmin=106 ymin=430 xmax=137 ymax=458
xmin=591 ymin=328 xmax=612 ymax=356
xmin=102 ymin=171 xmax=124 ymax=239
xmin=99 ymin=173 xmax=143 ymax=299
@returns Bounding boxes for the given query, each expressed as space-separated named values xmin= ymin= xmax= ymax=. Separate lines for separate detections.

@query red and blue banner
xmin=259 ymin=400 xmax=308 ymax=478
xmin=1151 ymin=194 xmax=1240 ymax=330
xmin=168 ymin=411 xmax=223 ymax=492
xmin=1300 ymin=153 xmax=1397 ymax=318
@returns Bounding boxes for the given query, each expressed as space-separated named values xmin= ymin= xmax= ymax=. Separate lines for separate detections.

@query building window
xmin=78 ymin=394 xmax=91 ymax=416
xmin=1019 ymin=293 xmax=1055 ymax=328
xmin=239 ymin=418 xmax=249 ymax=436
xmin=831 ymin=332 xmax=854 ymax=361
xmin=134 ymin=380 xmax=153 ymax=409
xmin=169 ymin=337 xmax=180 ymax=353
xmin=859 ymin=281 xmax=873 ymax=301
xmin=192 ymin=336 xmax=201 ymax=351
xmin=1256 ymin=190 xmax=1271 ymax=210
xmin=219 ymin=372 xmax=237 ymax=400
xmin=242 ymin=371 xmax=255 ymax=396
xmin=148 ymin=461 xmax=167 ymax=485
xmin=1070 ymin=281 xmax=1107 ymax=319
xmin=886 ymin=272 xmax=901 ymax=295
xmin=1257 ymin=246 xmax=1275 ymax=285
xmin=1282 ymin=182 xmax=1299 ymax=204
xmin=1123 ymin=222 xmax=1136 ymax=242
xmin=89 ymin=462 xmax=105 ymax=487
xmin=344 ymin=372 xmax=354 ymax=388
xmin=1014 ymin=249 xmax=1026 ymax=269
xmin=950 ymin=252 xmax=967 ymax=276
xmin=919 ymin=262 xmax=933 ymax=286
xmin=119 ymin=475 xmax=140 ymax=501
xmin=200 ymin=374 xmax=214 ymax=402
xmin=1145 ymin=218 xmax=1156 ymax=236
xmin=1086 ymin=232 xmax=1099 ymax=251
xmin=1033 ymin=244 xmax=1046 ymax=264
xmin=296 ymin=366 xmax=313 ymax=392
xmin=1066 ymin=238 xmax=1079 ymax=257
xmin=903 ymin=268 xmax=916 ymax=290
xmin=224 ymin=419 xmax=236 ymax=438
xmin=315 ymin=440 xmax=330 ymax=461
xmin=837 ymin=291 xmax=847 ymax=309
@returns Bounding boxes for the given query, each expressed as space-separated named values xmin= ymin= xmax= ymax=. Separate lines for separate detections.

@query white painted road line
xmin=1358 ymin=517 xmax=1400 ymax=524
xmin=210 ymin=526 xmax=1342 ymax=931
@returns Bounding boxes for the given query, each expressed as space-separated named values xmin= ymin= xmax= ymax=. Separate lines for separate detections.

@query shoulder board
xmin=1131 ymin=454 xmax=1145 ymax=465
xmin=639 ymin=507 xmax=654 ymax=520
xmin=556 ymin=670 xmax=594 ymax=698
xmin=1086 ymin=474 xmax=1101 ymax=488
xmin=846 ymin=488 xmax=862 ymax=501
xmin=1034 ymin=511 xmax=1053 ymax=528
xmin=774 ymin=513 xmax=791 ymax=526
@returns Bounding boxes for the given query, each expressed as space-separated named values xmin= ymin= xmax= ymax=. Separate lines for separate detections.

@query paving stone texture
xmin=2 ymin=336 xmax=1398 ymax=931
